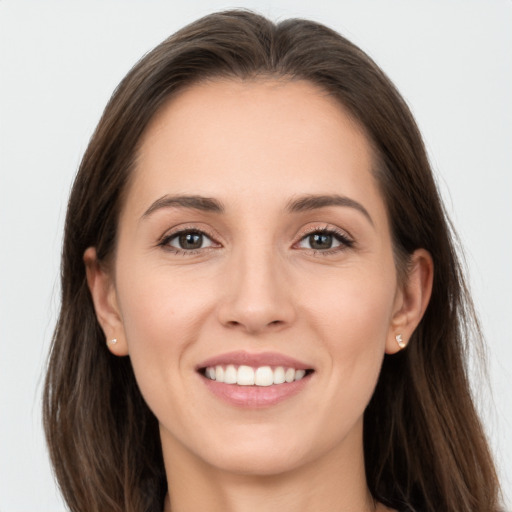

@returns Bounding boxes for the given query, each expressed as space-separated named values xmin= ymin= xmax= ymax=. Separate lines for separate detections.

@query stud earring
xmin=107 ymin=338 xmax=118 ymax=346
xmin=395 ymin=333 xmax=406 ymax=350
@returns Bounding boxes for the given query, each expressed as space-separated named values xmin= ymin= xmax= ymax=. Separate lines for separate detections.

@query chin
xmin=189 ymin=423 xmax=327 ymax=477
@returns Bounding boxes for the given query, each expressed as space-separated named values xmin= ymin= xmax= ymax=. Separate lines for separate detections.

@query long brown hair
xmin=43 ymin=10 xmax=502 ymax=512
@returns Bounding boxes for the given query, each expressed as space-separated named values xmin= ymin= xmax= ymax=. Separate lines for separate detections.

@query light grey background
xmin=1 ymin=1 xmax=511 ymax=510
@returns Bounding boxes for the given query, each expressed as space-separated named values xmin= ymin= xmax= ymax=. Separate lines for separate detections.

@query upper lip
xmin=196 ymin=351 xmax=313 ymax=371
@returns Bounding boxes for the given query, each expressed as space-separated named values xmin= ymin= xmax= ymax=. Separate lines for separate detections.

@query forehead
xmin=141 ymin=78 xmax=370 ymax=162
xmin=125 ymin=78 xmax=384 ymax=221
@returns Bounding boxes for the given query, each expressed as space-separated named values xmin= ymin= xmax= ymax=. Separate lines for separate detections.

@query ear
xmin=83 ymin=247 xmax=129 ymax=356
xmin=386 ymin=248 xmax=434 ymax=354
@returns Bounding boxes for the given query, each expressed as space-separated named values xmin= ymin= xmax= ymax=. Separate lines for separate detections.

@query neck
xmin=161 ymin=423 xmax=383 ymax=512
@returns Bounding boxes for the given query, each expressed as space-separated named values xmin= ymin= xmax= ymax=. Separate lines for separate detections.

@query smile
xmin=197 ymin=351 xmax=315 ymax=407
xmin=203 ymin=365 xmax=309 ymax=386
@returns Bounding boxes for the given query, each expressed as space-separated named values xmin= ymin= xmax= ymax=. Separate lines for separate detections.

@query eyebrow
xmin=141 ymin=194 xmax=225 ymax=218
xmin=286 ymin=194 xmax=374 ymax=226
xmin=141 ymin=193 xmax=373 ymax=226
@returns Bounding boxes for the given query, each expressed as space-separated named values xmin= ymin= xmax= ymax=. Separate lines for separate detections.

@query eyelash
xmin=158 ymin=226 xmax=354 ymax=256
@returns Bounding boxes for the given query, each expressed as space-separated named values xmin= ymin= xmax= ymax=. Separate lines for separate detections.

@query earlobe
xmin=386 ymin=249 xmax=434 ymax=354
xmin=83 ymin=247 xmax=129 ymax=356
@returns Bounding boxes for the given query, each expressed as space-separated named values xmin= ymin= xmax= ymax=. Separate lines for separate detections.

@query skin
xmin=85 ymin=79 xmax=433 ymax=512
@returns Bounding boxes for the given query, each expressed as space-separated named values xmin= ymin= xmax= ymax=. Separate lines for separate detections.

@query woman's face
xmin=99 ymin=79 xmax=410 ymax=476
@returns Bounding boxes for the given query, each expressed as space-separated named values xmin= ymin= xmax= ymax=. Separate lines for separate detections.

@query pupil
xmin=310 ymin=233 xmax=332 ymax=250
xmin=179 ymin=232 xmax=202 ymax=249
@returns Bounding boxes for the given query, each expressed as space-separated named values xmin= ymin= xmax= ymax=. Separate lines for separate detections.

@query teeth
xmin=273 ymin=366 xmax=285 ymax=384
xmin=237 ymin=365 xmax=255 ymax=386
xmin=215 ymin=365 xmax=224 ymax=382
xmin=294 ymin=369 xmax=306 ymax=381
xmin=204 ymin=365 xmax=309 ymax=386
xmin=255 ymin=366 xmax=273 ymax=386
xmin=224 ymin=364 xmax=237 ymax=384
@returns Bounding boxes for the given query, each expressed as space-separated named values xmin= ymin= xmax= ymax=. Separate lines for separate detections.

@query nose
xmin=216 ymin=245 xmax=296 ymax=335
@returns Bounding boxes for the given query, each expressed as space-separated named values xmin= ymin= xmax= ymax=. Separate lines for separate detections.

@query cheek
xmin=301 ymin=264 xmax=396 ymax=399
xmin=117 ymin=259 xmax=211 ymax=341
xmin=302 ymin=261 xmax=396 ymax=342
xmin=114 ymin=262 xmax=212 ymax=406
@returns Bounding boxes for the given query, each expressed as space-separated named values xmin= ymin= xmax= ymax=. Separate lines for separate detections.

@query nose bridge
xmin=217 ymin=236 xmax=295 ymax=333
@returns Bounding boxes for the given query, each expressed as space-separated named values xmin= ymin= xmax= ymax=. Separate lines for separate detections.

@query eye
xmin=296 ymin=229 xmax=353 ymax=252
xmin=164 ymin=230 xmax=215 ymax=251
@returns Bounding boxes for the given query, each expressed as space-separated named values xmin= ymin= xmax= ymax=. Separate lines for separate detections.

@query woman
xmin=43 ymin=9 xmax=503 ymax=512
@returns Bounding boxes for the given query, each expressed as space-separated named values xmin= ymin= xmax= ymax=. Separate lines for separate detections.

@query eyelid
xmin=296 ymin=223 xmax=353 ymax=240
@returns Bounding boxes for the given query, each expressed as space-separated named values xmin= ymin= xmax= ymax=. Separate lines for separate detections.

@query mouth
xmin=196 ymin=351 xmax=315 ymax=407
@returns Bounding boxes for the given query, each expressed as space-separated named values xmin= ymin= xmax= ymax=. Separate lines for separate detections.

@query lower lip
xmin=200 ymin=374 xmax=312 ymax=408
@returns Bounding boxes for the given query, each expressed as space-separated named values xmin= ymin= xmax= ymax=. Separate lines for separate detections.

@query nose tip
xmin=216 ymin=258 xmax=296 ymax=335
xmin=224 ymin=314 xmax=288 ymax=334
